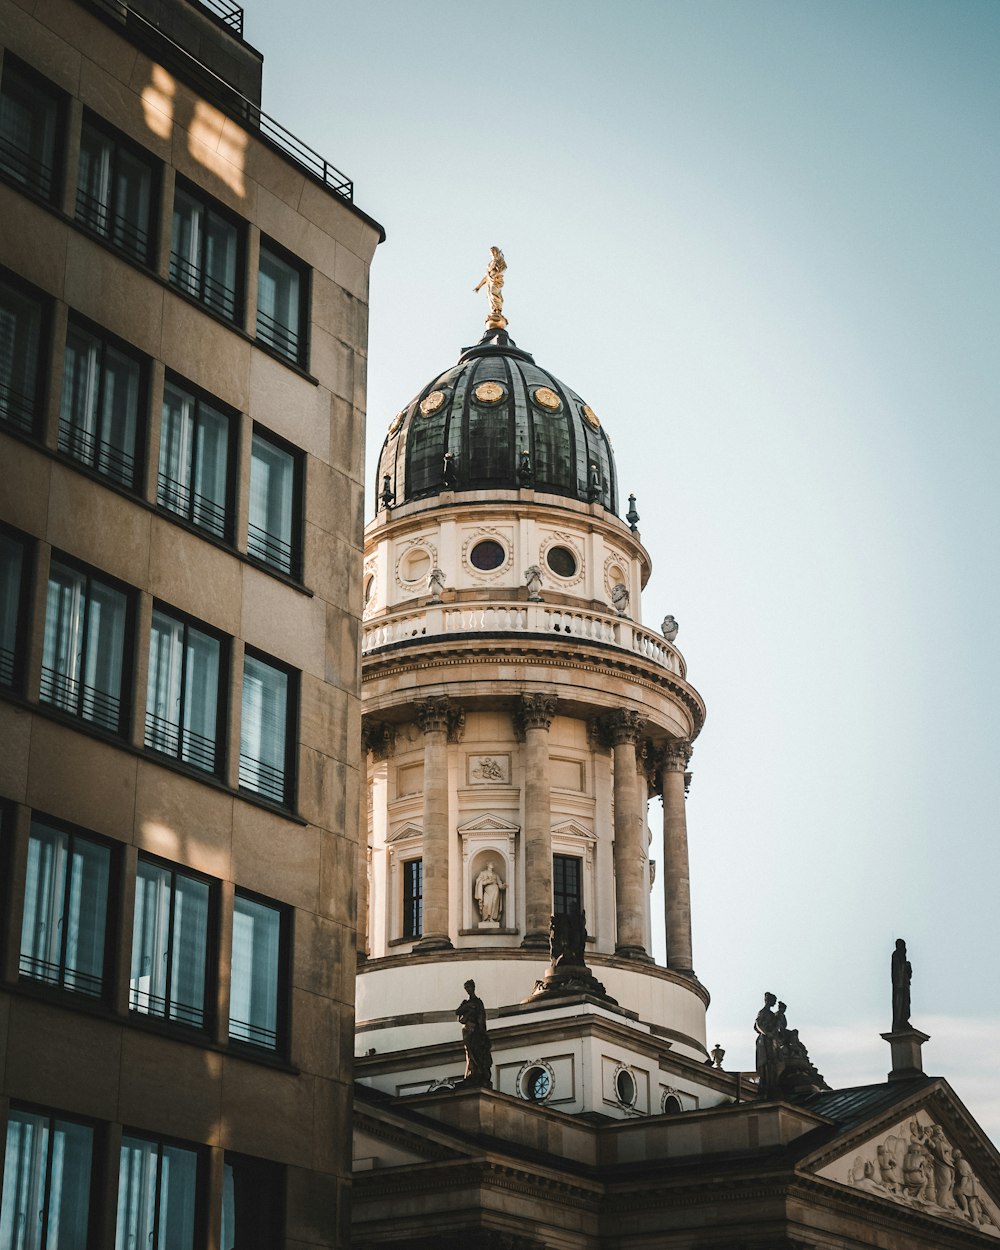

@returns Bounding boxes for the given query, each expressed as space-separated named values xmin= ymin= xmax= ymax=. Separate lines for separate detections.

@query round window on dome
xmin=616 ymin=1068 xmax=637 ymax=1108
xmin=400 ymin=548 xmax=431 ymax=584
xmin=546 ymin=546 xmax=578 ymax=579
xmin=521 ymin=1065 xmax=553 ymax=1103
xmin=662 ymin=1093 xmax=682 ymax=1114
xmin=470 ymin=539 xmax=506 ymax=571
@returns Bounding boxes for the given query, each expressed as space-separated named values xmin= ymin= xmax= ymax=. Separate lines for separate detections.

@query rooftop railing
xmin=191 ymin=0 xmax=243 ymax=35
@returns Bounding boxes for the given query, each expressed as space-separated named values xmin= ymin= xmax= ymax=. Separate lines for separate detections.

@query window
xmin=76 ymin=115 xmax=155 ymax=263
xmin=469 ymin=539 xmax=505 ymax=571
xmin=402 ymin=858 xmax=422 ymax=939
xmin=256 ymin=241 xmax=306 ymax=365
xmin=19 ymin=818 xmax=110 ymax=997
xmin=553 ymin=854 xmax=582 ymax=916
xmin=170 ymin=182 xmax=241 ymax=322
xmin=116 ymin=1135 xmax=197 ymax=1250
xmin=0 ymin=529 xmax=26 ymax=687
xmin=145 ymin=608 xmax=224 ymax=773
xmin=1 ymin=1108 xmax=94 ymax=1250
xmin=546 ymin=545 xmax=578 ymax=579
xmin=40 ymin=558 xmax=130 ymax=734
xmin=0 ymin=276 xmax=44 ymax=435
xmin=59 ymin=321 xmax=143 ymax=487
xmin=157 ymin=379 xmax=232 ymax=539
xmin=0 ymin=58 xmax=61 ymax=201
xmin=239 ymin=652 xmax=293 ymax=805
xmin=248 ymin=430 xmax=299 ymax=576
xmin=130 ymin=858 xmax=210 ymax=1029
xmin=230 ymin=893 xmax=284 ymax=1049
xmin=221 ymin=1154 xmax=282 ymax=1250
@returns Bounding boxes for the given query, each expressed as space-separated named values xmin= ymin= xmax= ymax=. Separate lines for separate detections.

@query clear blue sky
xmin=247 ymin=0 xmax=1000 ymax=1138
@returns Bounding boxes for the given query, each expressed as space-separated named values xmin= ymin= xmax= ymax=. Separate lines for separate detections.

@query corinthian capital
xmin=514 ymin=693 xmax=557 ymax=738
xmin=602 ymin=708 xmax=644 ymax=746
xmin=416 ymin=697 xmax=465 ymax=741
xmin=661 ymin=738 xmax=693 ymax=772
xmin=361 ymin=719 xmax=396 ymax=761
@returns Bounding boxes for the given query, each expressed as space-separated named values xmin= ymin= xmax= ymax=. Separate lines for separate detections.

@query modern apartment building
xmin=0 ymin=0 xmax=382 ymax=1246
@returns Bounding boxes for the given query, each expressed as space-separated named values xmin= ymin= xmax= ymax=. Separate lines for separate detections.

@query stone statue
xmin=661 ymin=614 xmax=679 ymax=642
xmin=442 ymin=451 xmax=457 ymax=488
xmin=525 ymin=565 xmax=543 ymax=601
xmin=611 ymin=582 xmax=630 ymax=617
xmin=455 ymin=979 xmax=492 ymax=1087
xmin=428 ymin=567 xmax=446 ymax=604
xmin=473 ymin=246 xmax=507 ymax=330
xmin=754 ymin=992 xmax=782 ymax=1098
xmin=474 ymin=860 xmax=506 ymax=923
xmin=891 ymin=938 xmax=912 ymax=1030
xmin=754 ymin=992 xmax=828 ymax=1101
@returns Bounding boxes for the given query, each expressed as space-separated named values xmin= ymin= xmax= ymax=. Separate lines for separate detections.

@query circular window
xmin=400 ymin=548 xmax=431 ymax=583
xmin=615 ymin=1068 xmax=636 ymax=1108
xmin=470 ymin=539 xmax=505 ymax=571
xmin=546 ymin=546 xmax=577 ymax=579
xmin=521 ymin=1065 xmax=553 ymax=1103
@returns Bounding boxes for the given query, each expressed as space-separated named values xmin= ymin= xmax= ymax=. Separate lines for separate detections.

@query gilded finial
xmin=473 ymin=246 xmax=508 ymax=330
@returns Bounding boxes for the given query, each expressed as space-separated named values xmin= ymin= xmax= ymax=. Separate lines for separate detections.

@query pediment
xmin=808 ymin=1093 xmax=1000 ymax=1236
xmin=456 ymin=813 xmax=521 ymax=835
xmin=387 ymin=822 xmax=423 ymax=843
xmin=551 ymin=818 xmax=597 ymax=842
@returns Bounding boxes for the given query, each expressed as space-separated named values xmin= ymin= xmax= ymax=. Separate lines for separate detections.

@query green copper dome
xmin=374 ymin=330 xmax=618 ymax=514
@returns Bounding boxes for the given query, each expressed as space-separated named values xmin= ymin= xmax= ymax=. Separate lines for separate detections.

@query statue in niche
xmin=611 ymin=582 xmax=630 ymax=617
xmin=891 ymin=937 xmax=912 ymax=1030
xmin=474 ymin=860 xmax=506 ymax=923
xmin=525 ymin=565 xmax=543 ymax=601
xmin=455 ymin=979 xmax=492 ymax=1087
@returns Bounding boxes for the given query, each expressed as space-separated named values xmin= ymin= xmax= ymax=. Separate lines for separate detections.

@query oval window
xmin=470 ymin=539 xmax=505 ymax=571
xmin=522 ymin=1066 xmax=552 ymax=1102
xmin=546 ymin=546 xmax=577 ymax=579
xmin=662 ymin=1094 xmax=681 ymax=1114
xmin=363 ymin=574 xmax=375 ymax=604
xmin=616 ymin=1068 xmax=636 ymax=1107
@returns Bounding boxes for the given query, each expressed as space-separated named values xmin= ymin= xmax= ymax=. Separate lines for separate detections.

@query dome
xmin=374 ymin=329 xmax=618 ymax=514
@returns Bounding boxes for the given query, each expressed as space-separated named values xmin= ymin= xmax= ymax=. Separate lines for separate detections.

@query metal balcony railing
xmin=247 ymin=521 xmax=294 ymax=576
xmin=59 ymin=418 xmax=137 ymax=487
xmin=145 ymin=711 xmax=219 ymax=773
xmin=39 ymin=665 xmax=122 ymax=731
xmin=19 ymin=953 xmax=104 ymax=997
xmin=229 ymin=1015 xmax=277 ymax=1049
xmin=157 ymin=471 xmax=228 ymax=539
xmin=239 ymin=752 xmax=285 ymax=804
xmin=169 ymin=252 xmax=239 ymax=322
xmin=76 ymin=186 xmax=152 ymax=264
xmin=0 ymin=133 xmax=57 ymax=201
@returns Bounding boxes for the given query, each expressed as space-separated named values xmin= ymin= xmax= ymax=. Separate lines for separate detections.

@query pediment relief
xmin=551 ymin=818 xmax=597 ymax=842
xmin=387 ymin=822 xmax=423 ymax=843
xmin=815 ymin=1107 xmax=1000 ymax=1235
xmin=457 ymin=813 xmax=521 ymax=836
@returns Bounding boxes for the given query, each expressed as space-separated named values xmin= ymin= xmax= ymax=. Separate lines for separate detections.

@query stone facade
xmin=0 ymin=1 xmax=380 ymax=1246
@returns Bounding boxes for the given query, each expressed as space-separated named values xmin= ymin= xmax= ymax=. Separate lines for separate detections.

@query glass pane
xmin=59 ymin=324 xmax=101 ymax=465
xmin=112 ymin=145 xmax=151 ymax=261
xmin=0 ymin=66 xmax=58 ymax=198
xmin=248 ymin=434 xmax=294 ymax=572
xmin=170 ymin=188 xmax=202 ymax=297
xmin=63 ymin=835 xmax=110 ymax=996
xmin=158 ymin=1145 xmax=197 ymax=1250
xmin=158 ymin=383 xmax=195 ymax=518
xmin=1 ymin=1109 xmax=48 ymax=1250
xmin=20 ymin=822 xmax=68 ymax=985
xmin=41 ymin=562 xmax=86 ymax=714
xmin=0 ymin=530 xmax=23 ymax=685
xmin=240 ymin=656 xmax=288 ymax=802
xmin=257 ymin=246 xmax=300 ymax=358
xmin=0 ymin=279 xmax=42 ymax=434
xmin=230 ymin=895 xmax=280 ymax=1047
xmin=46 ymin=1119 xmax=94 ymax=1250
xmin=145 ymin=610 xmax=184 ymax=756
xmin=204 ymin=211 xmax=237 ymax=319
xmin=192 ymin=402 xmax=229 ymax=537
xmin=170 ymin=872 xmax=209 ymax=1027
xmin=116 ymin=1137 xmax=158 ymax=1250
xmin=182 ymin=624 xmax=220 ymax=771
xmin=76 ymin=123 xmax=113 ymax=235
xmin=82 ymin=578 xmax=126 ymax=730
xmin=98 ymin=344 xmax=139 ymax=484
xmin=130 ymin=860 xmax=172 ymax=1017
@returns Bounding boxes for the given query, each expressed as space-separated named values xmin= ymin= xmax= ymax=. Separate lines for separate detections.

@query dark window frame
xmin=2 ymin=1102 xmax=99 ymax=1250
xmin=0 ymin=521 xmax=31 ymax=692
xmin=116 ymin=1128 xmax=205 ymax=1250
xmin=247 ymin=423 xmax=303 ymax=580
xmin=76 ymin=109 xmax=160 ymax=266
xmin=169 ymin=175 xmax=245 ymax=325
xmin=144 ymin=601 xmax=229 ymax=777
xmin=0 ymin=53 xmax=66 ymax=204
xmin=129 ymin=851 xmax=218 ymax=1033
xmin=402 ymin=856 xmax=423 ymax=939
xmin=238 ymin=647 xmax=298 ymax=809
xmin=553 ymin=853 xmax=582 ymax=916
xmin=256 ymin=234 xmax=309 ymax=368
xmin=229 ymin=887 xmax=292 ymax=1055
xmin=39 ymin=551 xmax=135 ymax=738
xmin=0 ymin=265 xmax=50 ymax=439
xmin=18 ymin=813 xmax=118 ymax=1001
xmin=157 ymin=372 xmax=237 ymax=542
xmin=59 ymin=312 xmax=149 ymax=491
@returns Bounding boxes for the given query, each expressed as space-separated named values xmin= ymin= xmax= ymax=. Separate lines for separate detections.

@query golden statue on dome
xmin=473 ymin=246 xmax=508 ymax=330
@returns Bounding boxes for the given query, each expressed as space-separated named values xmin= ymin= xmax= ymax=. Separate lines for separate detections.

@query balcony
xmin=362 ymin=603 xmax=686 ymax=679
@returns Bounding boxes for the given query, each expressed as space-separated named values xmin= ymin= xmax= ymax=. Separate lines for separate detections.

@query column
xmin=516 ymin=694 xmax=556 ymax=948
xmin=607 ymin=709 xmax=648 ymax=959
xmin=415 ymin=698 xmax=458 ymax=950
xmin=359 ymin=720 xmax=395 ymax=961
xmin=661 ymin=738 xmax=694 ymax=975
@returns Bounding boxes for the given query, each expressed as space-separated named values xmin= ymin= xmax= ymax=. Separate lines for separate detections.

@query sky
xmin=245 ymin=1 xmax=1000 ymax=1140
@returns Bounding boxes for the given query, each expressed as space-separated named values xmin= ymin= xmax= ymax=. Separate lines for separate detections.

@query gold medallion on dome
xmin=387 ymin=410 xmax=405 ymax=436
xmin=419 ymin=390 xmax=446 ymax=417
xmin=581 ymin=404 xmax=601 ymax=429
xmin=474 ymin=381 xmax=506 ymax=405
xmin=533 ymin=386 xmax=562 ymax=412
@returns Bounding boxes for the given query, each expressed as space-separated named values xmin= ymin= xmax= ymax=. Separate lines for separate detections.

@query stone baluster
xmin=661 ymin=738 xmax=694 ymax=975
xmin=414 ymin=698 xmax=462 ymax=951
xmin=515 ymin=694 xmax=557 ymax=948
xmin=606 ymin=709 xmax=648 ymax=959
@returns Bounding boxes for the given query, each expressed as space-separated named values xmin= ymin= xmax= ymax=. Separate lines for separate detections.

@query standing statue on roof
xmin=473 ymin=246 xmax=508 ymax=330
xmin=891 ymin=938 xmax=912 ymax=1031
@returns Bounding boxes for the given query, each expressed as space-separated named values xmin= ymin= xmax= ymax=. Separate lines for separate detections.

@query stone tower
xmin=356 ymin=315 xmax=725 ymax=1116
